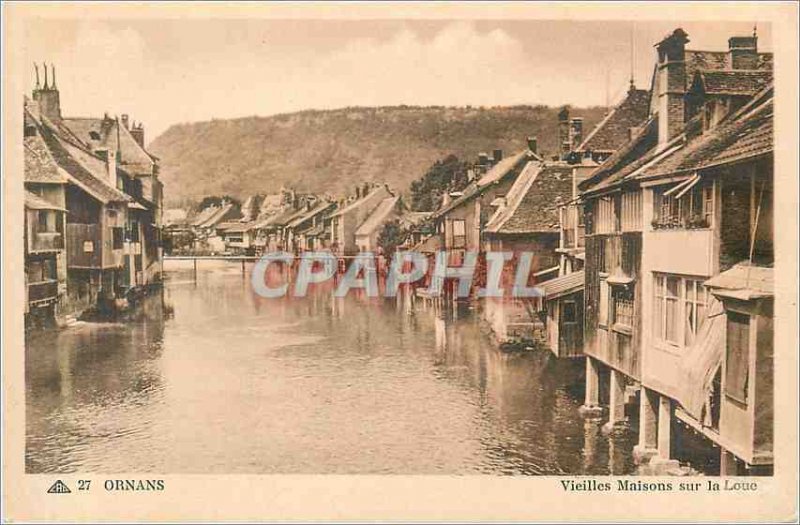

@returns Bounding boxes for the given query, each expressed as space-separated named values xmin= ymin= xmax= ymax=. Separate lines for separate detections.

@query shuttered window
xmin=725 ymin=312 xmax=751 ymax=404
xmin=621 ymin=191 xmax=642 ymax=231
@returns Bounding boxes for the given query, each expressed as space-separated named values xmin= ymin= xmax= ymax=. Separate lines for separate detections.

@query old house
xmin=354 ymin=196 xmax=402 ymax=253
xmin=482 ymin=156 xmax=571 ymax=345
xmin=539 ymin=86 xmax=651 ymax=357
xmin=23 ymin=116 xmax=68 ymax=326
xmin=432 ymin=147 xmax=536 ymax=265
xmin=328 ymin=185 xmax=394 ymax=256
xmin=286 ymin=200 xmax=337 ymax=252
xmin=577 ymin=28 xmax=773 ymax=474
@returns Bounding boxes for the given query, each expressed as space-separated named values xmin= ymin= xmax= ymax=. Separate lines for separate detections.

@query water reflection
xmin=26 ymin=260 xmax=635 ymax=474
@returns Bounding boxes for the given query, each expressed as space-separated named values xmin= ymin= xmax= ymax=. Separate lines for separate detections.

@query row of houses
xmin=24 ymin=66 xmax=163 ymax=328
xmin=422 ymin=28 xmax=773 ymax=476
xmin=167 ymin=183 xmax=431 ymax=257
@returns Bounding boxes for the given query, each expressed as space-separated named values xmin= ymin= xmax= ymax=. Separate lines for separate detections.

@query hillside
xmin=149 ymin=105 xmax=608 ymax=207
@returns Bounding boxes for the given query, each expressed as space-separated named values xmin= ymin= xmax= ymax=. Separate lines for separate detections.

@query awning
xmin=24 ymin=190 xmax=64 ymax=211
xmin=535 ymin=270 xmax=584 ymax=300
xmin=675 ymin=298 xmax=726 ymax=422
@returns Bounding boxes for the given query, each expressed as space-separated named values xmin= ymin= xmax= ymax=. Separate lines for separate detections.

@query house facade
xmin=577 ymin=28 xmax=773 ymax=475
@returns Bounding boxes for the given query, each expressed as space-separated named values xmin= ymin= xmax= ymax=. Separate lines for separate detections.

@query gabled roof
xmin=24 ymin=131 xmax=67 ymax=184
xmin=329 ymin=186 xmax=392 ymax=218
xmin=38 ymin=116 xmax=131 ymax=204
xmin=434 ymin=151 xmax=531 ymax=218
xmin=285 ymin=201 xmax=336 ymax=230
xmin=691 ymin=70 xmax=773 ymax=97
xmin=61 ymin=117 xmax=155 ymax=175
xmin=577 ymin=87 xmax=651 ymax=153
xmin=486 ymin=161 xmax=573 ymax=234
xmin=355 ymin=196 xmax=400 ymax=237
xmin=25 ymin=190 xmax=65 ymax=211
xmin=191 ymin=205 xmax=222 ymax=227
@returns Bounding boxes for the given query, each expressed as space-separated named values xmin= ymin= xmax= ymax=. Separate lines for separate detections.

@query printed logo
xmin=46 ymin=480 xmax=72 ymax=494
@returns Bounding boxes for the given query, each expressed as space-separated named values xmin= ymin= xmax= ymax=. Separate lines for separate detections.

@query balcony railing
xmin=28 ymin=279 xmax=58 ymax=304
xmin=29 ymin=232 xmax=64 ymax=253
xmin=66 ymin=223 xmax=102 ymax=268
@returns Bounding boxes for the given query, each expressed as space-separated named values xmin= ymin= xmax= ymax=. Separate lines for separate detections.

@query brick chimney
xmin=32 ymin=63 xmax=61 ymax=122
xmin=729 ymin=34 xmax=758 ymax=70
xmin=655 ymin=28 xmax=690 ymax=147
xmin=121 ymin=114 xmax=130 ymax=130
xmin=558 ymin=106 xmax=571 ymax=157
xmin=130 ymin=123 xmax=145 ymax=148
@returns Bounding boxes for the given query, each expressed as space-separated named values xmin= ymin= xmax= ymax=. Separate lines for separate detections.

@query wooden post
xmin=193 ymin=257 xmax=197 ymax=283
xmin=657 ymin=395 xmax=673 ymax=460
xmin=241 ymin=258 xmax=245 ymax=278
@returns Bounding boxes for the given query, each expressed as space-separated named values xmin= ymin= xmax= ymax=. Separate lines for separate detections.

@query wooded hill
xmin=149 ymin=105 xmax=608 ymax=207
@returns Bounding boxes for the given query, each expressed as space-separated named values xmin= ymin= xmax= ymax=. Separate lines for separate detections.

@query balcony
xmin=29 ymin=232 xmax=64 ymax=253
xmin=28 ymin=279 xmax=58 ymax=305
xmin=66 ymin=223 xmax=102 ymax=268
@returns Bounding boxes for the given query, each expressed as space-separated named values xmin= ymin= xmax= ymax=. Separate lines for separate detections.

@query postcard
xmin=3 ymin=2 xmax=798 ymax=522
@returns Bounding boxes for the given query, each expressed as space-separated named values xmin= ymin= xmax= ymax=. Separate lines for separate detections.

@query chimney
xmin=129 ymin=123 xmax=145 ymax=148
xmin=527 ymin=136 xmax=538 ymax=155
xmin=32 ymin=63 xmax=61 ymax=122
xmin=570 ymin=118 xmax=584 ymax=149
xmin=558 ymin=106 xmax=571 ymax=157
xmin=95 ymin=149 xmax=117 ymax=185
xmin=493 ymin=149 xmax=503 ymax=163
xmin=121 ymin=114 xmax=130 ymax=130
xmin=655 ymin=28 xmax=690 ymax=147
xmin=478 ymin=152 xmax=489 ymax=167
xmin=729 ymin=34 xmax=758 ymax=70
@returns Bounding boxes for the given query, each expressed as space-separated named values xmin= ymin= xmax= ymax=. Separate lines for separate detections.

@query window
xmin=128 ymin=222 xmax=140 ymax=242
xmin=112 ymin=227 xmax=124 ymax=249
xmin=654 ymin=274 xmax=709 ymax=348
xmin=562 ymin=300 xmax=577 ymax=324
xmin=612 ymin=286 xmax=635 ymax=329
xmin=451 ymin=219 xmax=466 ymax=249
xmin=37 ymin=211 xmax=51 ymax=233
xmin=725 ymin=312 xmax=750 ymax=404
xmin=652 ymin=180 xmax=713 ymax=230
xmin=684 ymin=279 xmax=709 ymax=347
xmin=598 ymin=279 xmax=609 ymax=326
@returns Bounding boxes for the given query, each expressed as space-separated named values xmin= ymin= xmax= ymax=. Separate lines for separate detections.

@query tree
xmin=376 ymin=219 xmax=408 ymax=260
xmin=409 ymin=154 xmax=470 ymax=212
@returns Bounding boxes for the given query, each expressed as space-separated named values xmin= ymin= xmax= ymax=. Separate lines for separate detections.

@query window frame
xmin=653 ymin=273 xmax=710 ymax=350
xmin=724 ymin=311 xmax=751 ymax=405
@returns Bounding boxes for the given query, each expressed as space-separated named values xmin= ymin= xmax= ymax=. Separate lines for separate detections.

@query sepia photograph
xmin=3 ymin=2 xmax=798 ymax=522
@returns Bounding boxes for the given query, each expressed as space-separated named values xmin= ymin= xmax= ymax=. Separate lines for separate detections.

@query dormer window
xmin=89 ymin=131 xmax=101 ymax=141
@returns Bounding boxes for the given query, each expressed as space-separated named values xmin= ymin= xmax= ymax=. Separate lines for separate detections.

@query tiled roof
xmin=329 ymin=186 xmax=392 ymax=218
xmin=484 ymin=161 xmax=541 ymax=233
xmin=61 ymin=117 xmax=155 ymax=175
xmin=693 ymin=70 xmax=773 ymax=96
xmin=685 ymin=50 xmax=773 ymax=85
xmin=535 ymin=270 xmax=584 ymax=300
xmin=191 ymin=205 xmax=221 ymax=227
xmin=38 ymin=117 xmax=131 ymax=204
xmin=25 ymin=190 xmax=64 ymax=211
xmin=489 ymin=162 xmax=573 ymax=234
xmin=285 ymin=202 xmax=336 ymax=229
xmin=577 ymin=88 xmax=651 ymax=152
xmin=578 ymin=116 xmax=659 ymax=194
xmin=435 ymin=151 xmax=531 ymax=218
xmin=24 ymin=131 xmax=67 ymax=184
xmin=640 ymin=87 xmax=772 ymax=179
xmin=355 ymin=196 xmax=399 ymax=236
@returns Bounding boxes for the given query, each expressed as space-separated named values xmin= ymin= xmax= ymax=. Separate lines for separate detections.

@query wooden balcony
xmin=29 ymin=232 xmax=64 ymax=253
xmin=28 ymin=279 xmax=58 ymax=305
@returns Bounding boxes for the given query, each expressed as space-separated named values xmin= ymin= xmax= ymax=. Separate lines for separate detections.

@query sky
xmin=21 ymin=18 xmax=771 ymax=142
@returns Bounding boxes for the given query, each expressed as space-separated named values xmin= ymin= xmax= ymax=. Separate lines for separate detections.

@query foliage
xmin=197 ymin=195 xmax=242 ymax=212
xmin=150 ymin=105 xmax=609 ymax=207
xmin=409 ymin=154 xmax=470 ymax=212
xmin=376 ymin=219 xmax=409 ymax=259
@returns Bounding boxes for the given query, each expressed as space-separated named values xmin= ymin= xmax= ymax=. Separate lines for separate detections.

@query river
xmin=25 ymin=260 xmax=636 ymax=474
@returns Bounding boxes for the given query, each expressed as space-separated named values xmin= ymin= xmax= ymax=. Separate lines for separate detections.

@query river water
xmin=26 ymin=260 xmax=636 ymax=474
